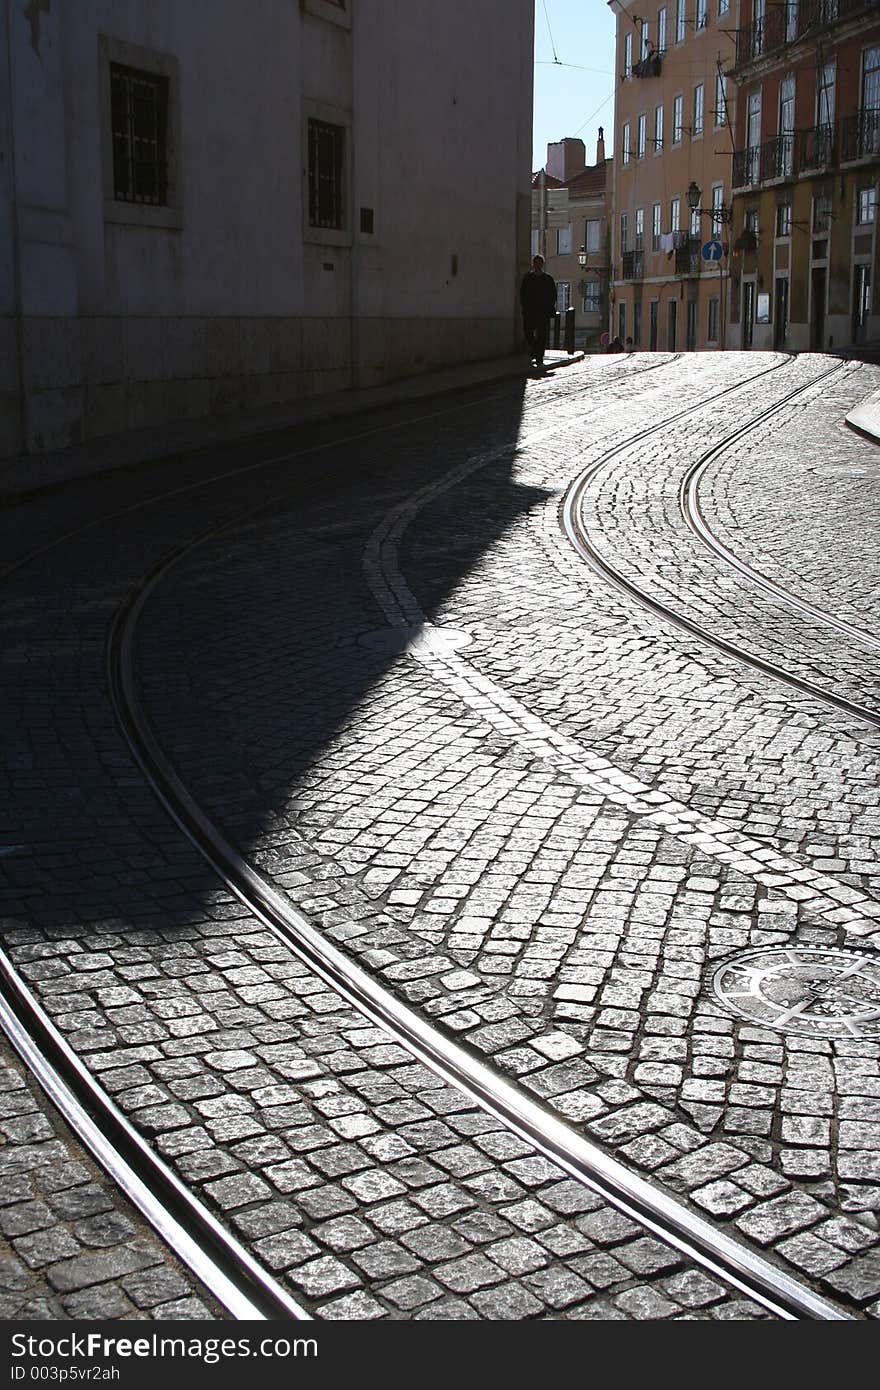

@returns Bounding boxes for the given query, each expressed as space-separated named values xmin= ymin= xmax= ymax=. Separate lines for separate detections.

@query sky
xmin=532 ymin=0 xmax=619 ymax=171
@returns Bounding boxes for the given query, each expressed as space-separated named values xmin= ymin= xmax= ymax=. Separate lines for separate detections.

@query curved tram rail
xmin=563 ymin=357 xmax=880 ymax=730
xmin=0 ymin=354 xmax=860 ymax=1321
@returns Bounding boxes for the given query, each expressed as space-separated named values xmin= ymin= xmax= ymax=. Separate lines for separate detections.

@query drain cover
xmin=712 ymin=946 xmax=880 ymax=1038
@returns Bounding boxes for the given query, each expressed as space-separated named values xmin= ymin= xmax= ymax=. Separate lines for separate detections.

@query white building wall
xmin=1 ymin=0 xmax=534 ymax=461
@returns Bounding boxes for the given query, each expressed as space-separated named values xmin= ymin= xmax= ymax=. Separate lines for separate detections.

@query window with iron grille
xmin=308 ymin=119 xmax=345 ymax=229
xmin=110 ymin=63 xmax=169 ymax=204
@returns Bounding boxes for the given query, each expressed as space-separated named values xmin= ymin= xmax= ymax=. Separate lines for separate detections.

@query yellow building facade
xmin=610 ymin=0 xmax=737 ymax=350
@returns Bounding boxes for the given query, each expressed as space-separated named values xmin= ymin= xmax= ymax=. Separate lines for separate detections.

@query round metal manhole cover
xmin=711 ymin=947 xmax=880 ymax=1038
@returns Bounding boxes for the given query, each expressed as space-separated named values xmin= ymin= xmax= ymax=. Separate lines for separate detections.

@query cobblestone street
xmin=2 ymin=349 xmax=879 ymax=1321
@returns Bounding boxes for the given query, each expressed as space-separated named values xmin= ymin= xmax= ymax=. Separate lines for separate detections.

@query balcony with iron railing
xmin=674 ymin=237 xmax=702 ymax=276
xmin=798 ymin=122 xmax=836 ymax=172
xmin=732 ymin=144 xmax=762 ymax=189
xmin=732 ymin=120 xmax=847 ymax=189
xmin=840 ymin=108 xmax=880 ymax=163
xmin=621 ymin=250 xmax=644 ymax=280
xmin=733 ymin=0 xmax=876 ymax=70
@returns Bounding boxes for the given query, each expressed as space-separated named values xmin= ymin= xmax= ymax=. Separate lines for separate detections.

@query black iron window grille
xmin=308 ymin=119 xmax=345 ymax=229
xmin=110 ymin=63 xmax=169 ymax=205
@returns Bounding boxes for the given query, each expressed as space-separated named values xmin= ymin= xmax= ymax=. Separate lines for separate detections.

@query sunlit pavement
xmin=2 ymin=349 xmax=880 ymax=1319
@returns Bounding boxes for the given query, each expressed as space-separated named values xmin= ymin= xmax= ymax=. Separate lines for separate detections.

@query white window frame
xmin=675 ymin=0 xmax=686 ymax=44
xmin=584 ymin=218 xmax=601 ymax=253
xmin=657 ymin=7 xmax=667 ymax=53
xmin=637 ymin=113 xmax=647 ymax=158
xmin=715 ymin=72 xmax=727 ymax=127
xmin=622 ymin=121 xmax=631 ymax=165
xmin=693 ymin=83 xmax=704 ymax=137
xmin=652 ymin=202 xmax=662 ymax=250
xmin=654 ymin=103 xmax=664 ymax=151
xmin=672 ymin=94 xmax=683 ymax=145
xmin=582 ymin=280 xmax=600 ymax=314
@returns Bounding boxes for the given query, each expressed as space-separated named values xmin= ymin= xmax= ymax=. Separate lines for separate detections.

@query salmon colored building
xmin=609 ymin=0 xmax=738 ymax=351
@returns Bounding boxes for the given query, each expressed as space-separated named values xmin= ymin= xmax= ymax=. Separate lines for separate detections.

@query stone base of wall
xmin=1 ymin=314 xmax=516 ymax=459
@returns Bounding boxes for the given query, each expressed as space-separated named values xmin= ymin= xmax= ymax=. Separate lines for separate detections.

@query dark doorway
xmin=742 ymin=280 xmax=755 ymax=348
xmin=649 ymin=300 xmax=659 ymax=350
xmin=811 ymin=267 xmax=826 ymax=350
xmin=686 ymin=299 xmax=697 ymax=350
xmin=774 ymin=276 xmax=789 ymax=350
xmin=667 ymin=298 xmax=677 ymax=350
xmin=853 ymin=264 xmax=871 ymax=344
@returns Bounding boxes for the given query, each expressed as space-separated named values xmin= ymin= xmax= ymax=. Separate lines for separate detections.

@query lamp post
xmin=685 ymin=180 xmax=733 ymax=227
xmin=685 ymin=182 xmax=733 ymax=348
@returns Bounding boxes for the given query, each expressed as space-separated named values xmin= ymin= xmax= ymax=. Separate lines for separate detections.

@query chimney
xmin=546 ymin=137 xmax=586 ymax=182
xmin=596 ymin=127 xmax=606 ymax=164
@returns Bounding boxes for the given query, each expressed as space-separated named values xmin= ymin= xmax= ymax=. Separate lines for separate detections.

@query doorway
xmin=742 ymin=280 xmax=755 ymax=348
xmin=649 ymin=300 xmax=659 ymax=350
xmin=774 ymin=276 xmax=789 ymax=350
xmin=853 ymin=264 xmax=871 ymax=344
xmin=686 ymin=299 xmax=697 ymax=350
xmin=667 ymin=298 xmax=677 ymax=350
xmin=811 ymin=267 xmax=827 ymax=350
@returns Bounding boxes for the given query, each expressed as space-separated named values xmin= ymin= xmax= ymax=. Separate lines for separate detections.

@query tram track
xmin=0 ymin=351 xmax=869 ymax=1321
xmin=562 ymin=356 xmax=880 ymax=730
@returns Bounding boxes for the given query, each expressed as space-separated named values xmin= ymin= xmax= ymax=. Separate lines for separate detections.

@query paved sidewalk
xmin=845 ymin=387 xmax=880 ymax=444
xmin=0 ymin=349 xmax=584 ymax=502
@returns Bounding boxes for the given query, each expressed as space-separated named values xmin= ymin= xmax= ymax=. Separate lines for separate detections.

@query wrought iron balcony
xmin=732 ymin=144 xmax=762 ymax=190
xmin=840 ymin=108 xmax=880 ymax=163
xmin=797 ymin=122 xmax=835 ymax=172
xmin=761 ymin=133 xmax=796 ymax=181
xmin=632 ymin=52 xmax=662 ymax=79
xmin=733 ymin=0 xmax=875 ymax=70
xmin=674 ymin=237 xmax=701 ymax=276
xmin=621 ymin=250 xmax=644 ymax=280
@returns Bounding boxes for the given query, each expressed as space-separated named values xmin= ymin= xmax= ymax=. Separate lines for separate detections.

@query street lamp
xmin=686 ymin=180 xmax=733 ymax=226
xmin=577 ymin=246 xmax=588 ymax=269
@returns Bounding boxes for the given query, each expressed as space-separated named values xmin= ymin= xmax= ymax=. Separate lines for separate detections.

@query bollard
xmin=564 ymin=306 xmax=576 ymax=354
xmin=551 ymin=311 xmax=561 ymax=349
